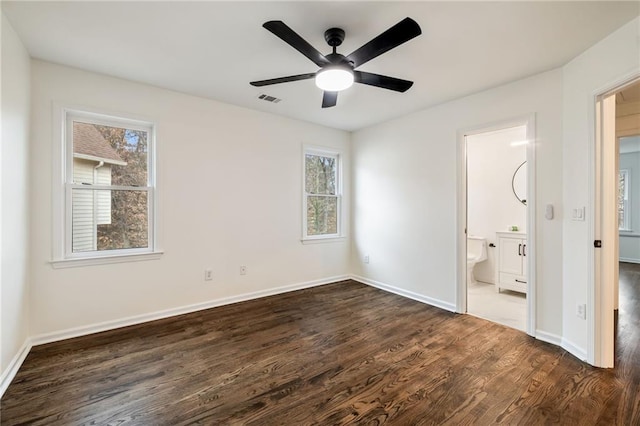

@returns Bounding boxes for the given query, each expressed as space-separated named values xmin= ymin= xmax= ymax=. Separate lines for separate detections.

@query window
xmin=619 ymin=169 xmax=631 ymax=231
xmin=303 ymin=147 xmax=341 ymax=240
xmin=54 ymin=108 xmax=159 ymax=266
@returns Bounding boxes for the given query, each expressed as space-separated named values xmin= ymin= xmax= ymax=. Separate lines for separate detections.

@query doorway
xmin=595 ymin=77 xmax=640 ymax=367
xmin=456 ymin=115 xmax=536 ymax=336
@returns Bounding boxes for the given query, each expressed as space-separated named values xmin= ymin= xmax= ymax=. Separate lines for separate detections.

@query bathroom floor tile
xmin=467 ymin=281 xmax=527 ymax=331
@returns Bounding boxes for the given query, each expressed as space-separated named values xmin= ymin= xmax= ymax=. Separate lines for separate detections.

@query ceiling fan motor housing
xmin=325 ymin=53 xmax=353 ymax=68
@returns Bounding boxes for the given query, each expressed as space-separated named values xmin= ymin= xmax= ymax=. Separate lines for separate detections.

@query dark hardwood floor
xmin=2 ymin=276 xmax=640 ymax=425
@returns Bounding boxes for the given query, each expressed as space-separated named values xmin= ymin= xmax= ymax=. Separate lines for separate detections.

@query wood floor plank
xmin=3 ymin=276 xmax=640 ymax=425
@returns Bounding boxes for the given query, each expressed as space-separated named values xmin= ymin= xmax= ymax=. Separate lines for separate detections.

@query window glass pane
xmin=305 ymin=154 xmax=336 ymax=195
xmin=72 ymin=122 xmax=148 ymax=187
xmin=71 ymin=188 xmax=148 ymax=252
xmin=307 ymin=196 xmax=338 ymax=235
xmin=619 ymin=170 xmax=629 ymax=230
xmin=619 ymin=172 xmax=625 ymax=227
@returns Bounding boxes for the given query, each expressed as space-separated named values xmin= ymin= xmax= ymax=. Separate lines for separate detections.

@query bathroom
xmin=466 ymin=125 xmax=528 ymax=331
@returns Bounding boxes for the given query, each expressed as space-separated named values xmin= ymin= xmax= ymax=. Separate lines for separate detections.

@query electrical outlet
xmin=204 ymin=269 xmax=213 ymax=281
xmin=576 ymin=303 xmax=586 ymax=319
xmin=240 ymin=265 xmax=247 ymax=275
xmin=364 ymin=255 xmax=370 ymax=264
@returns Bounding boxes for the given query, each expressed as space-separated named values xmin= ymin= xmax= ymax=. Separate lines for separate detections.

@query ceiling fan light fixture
xmin=315 ymin=67 xmax=354 ymax=92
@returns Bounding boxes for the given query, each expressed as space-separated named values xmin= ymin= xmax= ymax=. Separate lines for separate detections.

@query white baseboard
xmin=0 ymin=339 xmax=32 ymax=398
xmin=31 ymin=275 xmax=349 ymax=347
xmin=561 ymin=338 xmax=588 ymax=362
xmin=535 ymin=330 xmax=562 ymax=346
xmin=350 ymin=274 xmax=457 ymax=312
xmin=619 ymin=257 xmax=640 ymax=264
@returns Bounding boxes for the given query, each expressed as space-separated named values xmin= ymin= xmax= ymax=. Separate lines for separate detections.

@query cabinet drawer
xmin=498 ymin=272 xmax=527 ymax=293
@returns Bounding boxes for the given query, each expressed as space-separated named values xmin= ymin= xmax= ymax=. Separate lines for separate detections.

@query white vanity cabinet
xmin=495 ymin=232 xmax=527 ymax=294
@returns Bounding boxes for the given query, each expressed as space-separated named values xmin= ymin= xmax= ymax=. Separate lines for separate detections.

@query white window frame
xmin=52 ymin=106 xmax=162 ymax=268
xmin=302 ymin=146 xmax=343 ymax=242
xmin=619 ymin=169 xmax=631 ymax=231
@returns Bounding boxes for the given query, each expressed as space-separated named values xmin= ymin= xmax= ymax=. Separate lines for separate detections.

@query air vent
xmin=258 ymin=94 xmax=281 ymax=103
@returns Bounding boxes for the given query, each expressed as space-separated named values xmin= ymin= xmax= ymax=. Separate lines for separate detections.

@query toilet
xmin=467 ymin=236 xmax=488 ymax=285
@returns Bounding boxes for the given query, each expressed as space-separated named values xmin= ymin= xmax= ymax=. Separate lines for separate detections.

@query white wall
xmin=619 ymin=151 xmax=640 ymax=262
xmin=620 ymin=235 xmax=640 ymax=262
xmin=352 ymin=69 xmax=564 ymax=337
xmin=29 ymin=60 xmax=351 ymax=337
xmin=1 ymin=13 xmax=31 ymax=377
xmin=467 ymin=126 xmax=527 ymax=283
xmin=562 ymin=16 xmax=640 ymax=359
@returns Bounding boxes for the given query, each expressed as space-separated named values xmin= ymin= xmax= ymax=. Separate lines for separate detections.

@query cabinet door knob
xmin=518 ymin=243 xmax=522 ymax=256
xmin=523 ymin=244 xmax=526 ymax=256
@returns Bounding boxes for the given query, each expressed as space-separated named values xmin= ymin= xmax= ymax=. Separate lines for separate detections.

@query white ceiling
xmin=3 ymin=1 xmax=638 ymax=131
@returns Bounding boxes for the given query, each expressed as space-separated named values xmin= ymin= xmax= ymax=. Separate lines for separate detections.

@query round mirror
xmin=512 ymin=161 xmax=527 ymax=205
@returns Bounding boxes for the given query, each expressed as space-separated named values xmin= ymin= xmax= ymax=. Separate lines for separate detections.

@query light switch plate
xmin=572 ymin=207 xmax=585 ymax=221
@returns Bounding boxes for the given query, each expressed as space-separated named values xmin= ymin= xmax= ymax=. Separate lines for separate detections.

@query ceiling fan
xmin=250 ymin=18 xmax=422 ymax=108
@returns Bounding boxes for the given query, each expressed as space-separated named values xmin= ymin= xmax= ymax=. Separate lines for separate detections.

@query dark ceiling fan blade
xmin=322 ymin=91 xmax=338 ymax=108
xmin=346 ymin=17 xmax=421 ymax=68
xmin=250 ymin=73 xmax=316 ymax=87
xmin=263 ymin=21 xmax=330 ymax=67
xmin=354 ymin=71 xmax=413 ymax=92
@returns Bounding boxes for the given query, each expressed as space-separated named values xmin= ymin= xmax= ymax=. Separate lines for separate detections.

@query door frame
xmin=456 ymin=114 xmax=537 ymax=336
xmin=590 ymin=72 xmax=640 ymax=367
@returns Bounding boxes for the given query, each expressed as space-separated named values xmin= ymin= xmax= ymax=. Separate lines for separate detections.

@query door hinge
xmin=594 ymin=240 xmax=602 ymax=248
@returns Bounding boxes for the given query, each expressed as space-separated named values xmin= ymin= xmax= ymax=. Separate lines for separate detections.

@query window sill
xmin=301 ymin=236 xmax=346 ymax=245
xmin=51 ymin=251 xmax=164 ymax=269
